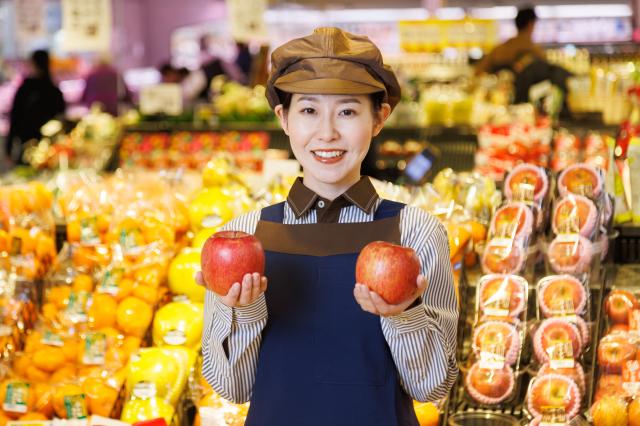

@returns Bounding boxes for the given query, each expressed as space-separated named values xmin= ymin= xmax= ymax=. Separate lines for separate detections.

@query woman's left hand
xmin=353 ymin=275 xmax=428 ymax=317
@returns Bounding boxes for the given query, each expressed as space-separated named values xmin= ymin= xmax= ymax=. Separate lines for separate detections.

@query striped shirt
xmin=202 ymin=177 xmax=459 ymax=404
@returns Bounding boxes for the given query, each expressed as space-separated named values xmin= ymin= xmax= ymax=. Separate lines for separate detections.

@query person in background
xmin=81 ymin=55 xmax=128 ymax=116
xmin=6 ymin=50 xmax=65 ymax=164
xmin=235 ymin=41 xmax=253 ymax=84
xmin=475 ymin=7 xmax=571 ymax=105
xmin=159 ymin=63 xmax=182 ymax=84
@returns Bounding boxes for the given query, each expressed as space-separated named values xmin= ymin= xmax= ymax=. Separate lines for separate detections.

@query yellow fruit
xmin=116 ymin=297 xmax=152 ymax=338
xmin=88 ymin=294 xmax=118 ymax=330
xmin=50 ymin=365 xmax=77 ymax=383
xmin=122 ymin=336 xmax=142 ymax=358
xmin=26 ymin=366 xmax=50 ymax=383
xmin=52 ymin=384 xmax=85 ymax=419
xmin=592 ymin=396 xmax=628 ymax=426
xmin=121 ymin=396 xmax=174 ymax=425
xmin=33 ymin=382 xmax=54 ymax=418
xmin=72 ymin=274 xmax=94 ymax=293
xmin=47 ymin=286 xmax=71 ymax=310
xmin=191 ymin=228 xmax=217 ymax=249
xmin=42 ymin=303 xmax=58 ymax=322
xmin=83 ymin=378 xmax=119 ymax=417
xmin=132 ymin=285 xmax=158 ymax=306
xmin=188 ymin=188 xmax=233 ymax=232
xmin=413 ymin=401 xmax=439 ymax=426
xmin=32 ymin=347 xmax=66 ymax=372
xmin=13 ymin=356 xmax=30 ymax=378
xmin=19 ymin=412 xmax=48 ymax=421
xmin=168 ymin=247 xmax=205 ymax=302
xmin=152 ymin=301 xmax=204 ymax=349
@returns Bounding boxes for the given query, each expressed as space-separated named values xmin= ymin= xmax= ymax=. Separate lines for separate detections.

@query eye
xmin=339 ymin=108 xmax=356 ymax=116
xmin=300 ymin=107 xmax=316 ymax=114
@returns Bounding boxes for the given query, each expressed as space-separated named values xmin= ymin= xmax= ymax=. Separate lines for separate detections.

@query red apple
xmin=595 ymin=374 xmax=624 ymax=402
xmin=552 ymin=194 xmax=597 ymax=237
xmin=533 ymin=318 xmax=582 ymax=363
xmin=472 ymin=321 xmax=521 ymax=365
xmin=505 ymin=164 xmax=548 ymax=203
xmin=558 ymin=163 xmax=603 ymax=199
xmin=464 ymin=362 xmax=514 ymax=405
xmin=547 ymin=235 xmax=593 ymax=275
xmin=479 ymin=274 xmax=526 ymax=318
xmin=538 ymin=362 xmax=586 ymax=394
xmin=201 ymin=231 xmax=265 ymax=296
xmin=606 ymin=289 xmax=639 ymax=324
xmin=356 ymin=241 xmax=420 ymax=305
xmin=527 ymin=374 xmax=581 ymax=420
xmin=597 ymin=334 xmax=637 ymax=374
xmin=481 ymin=239 xmax=525 ymax=275
xmin=490 ymin=203 xmax=533 ymax=240
xmin=591 ymin=396 xmax=628 ymax=426
xmin=538 ymin=275 xmax=586 ymax=318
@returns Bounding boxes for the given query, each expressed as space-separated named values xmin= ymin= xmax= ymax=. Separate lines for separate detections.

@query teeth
xmin=314 ymin=151 xmax=344 ymax=159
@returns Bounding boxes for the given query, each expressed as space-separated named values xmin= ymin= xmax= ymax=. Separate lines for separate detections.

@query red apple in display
xmin=527 ymin=374 xmax=581 ymax=419
xmin=200 ymin=231 xmax=265 ymax=296
xmin=464 ymin=362 xmax=514 ymax=405
xmin=356 ymin=241 xmax=420 ymax=305
xmin=479 ymin=274 xmax=526 ymax=318
xmin=552 ymin=194 xmax=597 ymax=237
xmin=472 ymin=321 xmax=521 ymax=365
xmin=538 ymin=362 xmax=586 ymax=394
xmin=606 ymin=324 xmax=630 ymax=336
xmin=489 ymin=203 xmax=533 ymax=240
xmin=605 ymin=289 xmax=639 ymax=324
xmin=597 ymin=334 xmax=637 ymax=374
xmin=538 ymin=275 xmax=586 ymax=318
xmin=504 ymin=164 xmax=549 ymax=203
xmin=558 ymin=163 xmax=603 ymax=199
xmin=547 ymin=235 xmax=593 ymax=275
xmin=533 ymin=318 xmax=582 ymax=363
xmin=481 ymin=239 xmax=525 ymax=275
xmin=594 ymin=374 xmax=624 ymax=402
xmin=591 ymin=396 xmax=628 ymax=426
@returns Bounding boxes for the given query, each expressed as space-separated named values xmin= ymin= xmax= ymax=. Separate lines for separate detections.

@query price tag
xmin=623 ymin=360 xmax=640 ymax=396
xmin=556 ymin=205 xmax=581 ymax=234
xmin=479 ymin=341 xmax=506 ymax=369
xmin=139 ymin=84 xmax=183 ymax=116
xmin=514 ymin=183 xmax=536 ymax=204
xmin=483 ymin=291 xmax=511 ymax=317
xmin=133 ymin=382 xmax=157 ymax=399
xmin=163 ymin=329 xmax=187 ymax=346
xmin=79 ymin=216 xmax=100 ymax=245
xmin=82 ymin=332 xmax=106 ymax=365
xmin=551 ymin=299 xmax=577 ymax=321
xmin=63 ymin=394 xmax=87 ymax=420
xmin=548 ymin=341 xmax=575 ymax=369
xmin=119 ymin=228 xmax=144 ymax=256
xmin=64 ymin=291 xmax=89 ymax=323
xmin=3 ymin=382 xmax=30 ymax=413
xmin=98 ymin=268 xmax=124 ymax=296
xmin=540 ymin=406 xmax=567 ymax=426
xmin=41 ymin=331 xmax=64 ymax=347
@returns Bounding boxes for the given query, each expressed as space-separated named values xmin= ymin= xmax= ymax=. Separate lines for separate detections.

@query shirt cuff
xmin=214 ymin=293 xmax=268 ymax=325
xmin=383 ymin=304 xmax=430 ymax=334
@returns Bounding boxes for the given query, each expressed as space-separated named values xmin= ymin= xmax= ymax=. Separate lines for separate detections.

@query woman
xmin=200 ymin=27 xmax=458 ymax=426
xmin=6 ymin=50 xmax=65 ymax=164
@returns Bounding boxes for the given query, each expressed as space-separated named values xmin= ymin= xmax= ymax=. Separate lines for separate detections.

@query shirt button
xmin=317 ymin=200 xmax=325 ymax=208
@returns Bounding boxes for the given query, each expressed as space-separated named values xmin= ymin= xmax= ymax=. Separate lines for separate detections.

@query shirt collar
xmin=286 ymin=176 xmax=379 ymax=218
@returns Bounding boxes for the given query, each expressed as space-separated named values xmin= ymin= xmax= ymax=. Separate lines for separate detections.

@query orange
xmin=29 ymin=182 xmax=53 ymax=211
xmin=87 ymin=294 xmax=117 ymax=330
xmin=116 ymin=297 xmax=152 ymax=338
xmin=83 ymin=378 xmax=119 ymax=417
xmin=23 ymin=331 xmax=43 ymax=353
xmin=122 ymin=336 xmax=141 ymax=358
xmin=47 ymin=286 xmax=71 ymax=310
xmin=114 ymin=277 xmax=135 ymax=301
xmin=67 ymin=221 xmax=81 ymax=243
xmin=469 ymin=220 xmax=487 ymax=242
xmin=33 ymin=382 xmax=54 ymax=418
xmin=42 ymin=303 xmax=58 ymax=323
xmin=105 ymin=347 xmax=127 ymax=368
xmin=0 ymin=380 xmax=36 ymax=419
xmin=62 ymin=339 xmax=80 ymax=362
xmin=413 ymin=401 xmax=439 ymax=426
xmin=52 ymin=384 xmax=85 ymax=419
xmin=32 ymin=347 xmax=66 ymax=372
xmin=13 ymin=356 xmax=30 ymax=379
xmin=72 ymin=274 xmax=94 ymax=293
xmin=134 ymin=265 xmax=164 ymax=288
xmin=35 ymin=233 xmax=55 ymax=262
xmin=19 ymin=412 xmax=48 ymax=421
xmin=0 ymin=411 xmax=9 ymax=426
xmin=50 ymin=365 xmax=77 ymax=384
xmin=132 ymin=285 xmax=158 ymax=306
xmin=96 ymin=215 xmax=110 ymax=234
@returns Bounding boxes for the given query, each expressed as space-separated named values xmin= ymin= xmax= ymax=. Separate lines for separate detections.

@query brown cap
xmin=266 ymin=27 xmax=401 ymax=111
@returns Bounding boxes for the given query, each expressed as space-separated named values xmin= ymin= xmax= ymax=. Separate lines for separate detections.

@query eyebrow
xmin=295 ymin=96 xmax=362 ymax=104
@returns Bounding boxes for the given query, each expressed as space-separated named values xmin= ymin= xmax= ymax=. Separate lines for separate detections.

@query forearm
xmin=201 ymin=291 xmax=267 ymax=403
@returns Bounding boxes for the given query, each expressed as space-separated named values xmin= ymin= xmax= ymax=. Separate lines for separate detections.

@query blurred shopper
xmin=235 ymin=41 xmax=253 ymax=84
xmin=475 ymin=7 xmax=571 ymax=104
xmin=159 ymin=63 xmax=182 ymax=84
xmin=6 ymin=50 xmax=65 ymax=164
xmin=81 ymin=55 xmax=128 ymax=116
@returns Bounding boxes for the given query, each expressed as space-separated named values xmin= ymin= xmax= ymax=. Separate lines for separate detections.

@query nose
xmin=315 ymin=113 xmax=339 ymax=142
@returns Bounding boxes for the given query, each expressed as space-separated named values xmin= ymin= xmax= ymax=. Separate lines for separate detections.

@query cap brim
xmin=275 ymin=77 xmax=385 ymax=95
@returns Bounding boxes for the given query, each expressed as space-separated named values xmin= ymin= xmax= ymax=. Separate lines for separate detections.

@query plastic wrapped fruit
xmin=481 ymin=239 xmax=526 ymax=275
xmin=605 ymin=289 xmax=639 ymax=324
xmin=538 ymin=275 xmax=587 ymax=318
xmin=464 ymin=362 xmax=515 ymax=405
xmin=121 ymin=396 xmax=175 ymax=425
xmin=188 ymin=188 xmax=234 ymax=232
xmin=552 ymin=194 xmax=598 ymax=238
xmin=478 ymin=274 xmax=526 ymax=318
xmin=533 ymin=318 xmax=582 ymax=363
xmin=591 ymin=396 xmax=628 ymax=426
xmin=504 ymin=163 xmax=549 ymax=204
xmin=538 ymin=362 xmax=586 ymax=394
xmin=152 ymin=300 xmax=204 ymax=350
xmin=527 ymin=374 xmax=581 ymax=420
xmin=168 ymin=248 xmax=205 ymax=303
xmin=597 ymin=334 xmax=637 ymax=374
xmin=558 ymin=162 xmax=603 ymax=199
xmin=594 ymin=374 xmax=625 ymax=402
xmin=489 ymin=202 xmax=534 ymax=240
xmin=547 ymin=235 xmax=593 ymax=275
xmin=472 ymin=321 xmax=521 ymax=365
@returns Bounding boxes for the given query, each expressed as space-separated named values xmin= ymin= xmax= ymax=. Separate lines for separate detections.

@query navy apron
xmin=245 ymin=200 xmax=419 ymax=426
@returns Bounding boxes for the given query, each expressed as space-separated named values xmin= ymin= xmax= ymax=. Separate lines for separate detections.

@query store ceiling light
xmin=470 ymin=6 xmax=518 ymax=20
xmin=535 ymin=4 xmax=632 ymax=19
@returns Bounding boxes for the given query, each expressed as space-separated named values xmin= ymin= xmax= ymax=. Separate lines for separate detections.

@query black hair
xmin=31 ymin=49 xmax=51 ymax=79
xmin=279 ymin=89 xmax=385 ymax=113
xmin=159 ymin=62 xmax=174 ymax=75
xmin=515 ymin=7 xmax=537 ymax=32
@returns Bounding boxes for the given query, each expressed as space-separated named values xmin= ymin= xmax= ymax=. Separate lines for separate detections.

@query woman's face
xmin=275 ymin=93 xmax=390 ymax=197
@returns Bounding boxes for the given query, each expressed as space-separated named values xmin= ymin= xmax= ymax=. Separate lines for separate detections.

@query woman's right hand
xmin=195 ymin=271 xmax=267 ymax=308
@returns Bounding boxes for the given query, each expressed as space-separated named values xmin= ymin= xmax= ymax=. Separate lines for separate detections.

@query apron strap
xmin=373 ymin=199 xmax=405 ymax=220
xmin=260 ymin=201 xmax=286 ymax=223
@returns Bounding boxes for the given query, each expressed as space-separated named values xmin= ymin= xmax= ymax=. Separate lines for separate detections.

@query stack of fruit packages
xmin=475 ymin=118 xmax=553 ymax=182
xmin=588 ymin=288 xmax=640 ymax=426
xmin=551 ymin=130 xmax=613 ymax=175
xmin=543 ymin=162 xmax=613 ymax=278
xmin=0 ymin=182 xmax=57 ymax=281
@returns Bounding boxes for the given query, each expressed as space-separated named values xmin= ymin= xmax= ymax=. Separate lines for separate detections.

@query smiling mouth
xmin=312 ymin=150 xmax=346 ymax=163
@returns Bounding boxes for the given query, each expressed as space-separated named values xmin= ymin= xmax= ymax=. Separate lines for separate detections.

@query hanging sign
xmin=61 ymin=0 xmax=112 ymax=52
xmin=15 ymin=0 xmax=46 ymax=44
xmin=226 ymin=0 xmax=267 ymax=42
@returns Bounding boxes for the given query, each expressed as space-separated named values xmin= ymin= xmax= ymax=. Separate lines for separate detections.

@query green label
xmin=3 ymin=382 xmax=29 ymax=413
xmin=83 ymin=332 xmax=106 ymax=365
xmin=65 ymin=291 xmax=89 ymax=323
xmin=80 ymin=216 xmax=100 ymax=244
xmin=120 ymin=228 xmax=143 ymax=255
xmin=64 ymin=394 xmax=87 ymax=419
xmin=98 ymin=267 xmax=124 ymax=296
xmin=41 ymin=330 xmax=64 ymax=347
